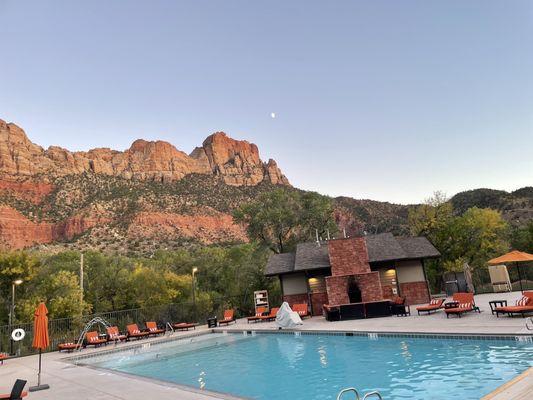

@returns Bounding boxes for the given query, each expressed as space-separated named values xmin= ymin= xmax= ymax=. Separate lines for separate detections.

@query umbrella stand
xmin=29 ymin=348 xmax=50 ymax=392
xmin=517 ymin=262 xmax=524 ymax=294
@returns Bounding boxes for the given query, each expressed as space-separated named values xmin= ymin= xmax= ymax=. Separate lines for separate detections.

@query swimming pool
xmin=77 ymin=332 xmax=532 ymax=399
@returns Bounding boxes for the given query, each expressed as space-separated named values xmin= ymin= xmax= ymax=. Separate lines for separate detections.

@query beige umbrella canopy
xmin=488 ymin=250 xmax=533 ymax=293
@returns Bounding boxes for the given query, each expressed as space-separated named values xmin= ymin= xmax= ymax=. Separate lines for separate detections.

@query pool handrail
xmin=337 ymin=387 xmax=361 ymax=400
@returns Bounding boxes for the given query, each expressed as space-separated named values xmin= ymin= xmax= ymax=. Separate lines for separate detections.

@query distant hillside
xmin=450 ymin=187 xmax=533 ymax=225
xmin=0 ymin=118 xmax=530 ymax=254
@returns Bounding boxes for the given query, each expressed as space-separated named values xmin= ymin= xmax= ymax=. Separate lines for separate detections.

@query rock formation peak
xmin=0 ymin=119 xmax=289 ymax=186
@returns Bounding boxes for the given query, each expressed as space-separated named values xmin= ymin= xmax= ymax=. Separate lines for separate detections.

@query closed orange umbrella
xmin=29 ymin=302 xmax=50 ymax=392
xmin=488 ymin=250 xmax=533 ymax=293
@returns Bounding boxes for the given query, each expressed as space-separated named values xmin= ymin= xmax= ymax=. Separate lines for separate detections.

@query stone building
xmin=265 ymin=233 xmax=440 ymax=316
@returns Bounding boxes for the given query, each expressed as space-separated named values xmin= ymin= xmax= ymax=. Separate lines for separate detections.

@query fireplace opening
xmin=347 ymin=276 xmax=362 ymax=303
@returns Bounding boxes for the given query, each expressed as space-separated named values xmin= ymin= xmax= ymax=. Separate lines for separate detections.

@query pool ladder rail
xmin=337 ymin=388 xmax=383 ymax=400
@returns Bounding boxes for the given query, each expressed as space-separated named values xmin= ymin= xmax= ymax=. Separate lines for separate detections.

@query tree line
xmin=1 ymin=188 xmax=532 ymax=324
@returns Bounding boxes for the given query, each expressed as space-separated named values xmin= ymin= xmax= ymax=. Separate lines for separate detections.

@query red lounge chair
xmin=259 ymin=307 xmax=279 ymax=322
xmin=0 ymin=379 xmax=27 ymax=400
xmin=247 ymin=307 xmax=267 ymax=323
xmin=57 ymin=342 xmax=82 ymax=352
xmin=145 ymin=321 xmax=165 ymax=336
xmin=106 ymin=326 xmax=127 ymax=342
xmin=452 ymin=292 xmax=480 ymax=313
xmin=126 ymin=324 xmax=150 ymax=340
xmin=495 ymin=292 xmax=533 ymax=318
xmin=292 ymin=303 xmax=310 ymax=319
xmin=172 ymin=322 xmax=197 ymax=331
xmin=219 ymin=310 xmax=236 ymax=326
xmin=85 ymin=331 xmax=107 ymax=347
xmin=416 ymin=298 xmax=445 ymax=315
xmin=0 ymin=353 xmax=8 ymax=365
xmin=445 ymin=302 xmax=474 ymax=318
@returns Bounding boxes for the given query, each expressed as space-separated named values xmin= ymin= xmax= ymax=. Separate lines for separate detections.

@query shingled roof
xmin=265 ymin=253 xmax=295 ymax=276
xmin=294 ymin=242 xmax=330 ymax=272
xmin=264 ymin=233 xmax=440 ymax=276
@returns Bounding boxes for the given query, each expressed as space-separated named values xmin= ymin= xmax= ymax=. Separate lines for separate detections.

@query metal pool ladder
xmin=337 ymin=388 xmax=383 ymax=400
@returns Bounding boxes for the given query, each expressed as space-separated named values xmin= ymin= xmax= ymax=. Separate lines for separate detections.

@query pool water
xmin=83 ymin=332 xmax=532 ymax=399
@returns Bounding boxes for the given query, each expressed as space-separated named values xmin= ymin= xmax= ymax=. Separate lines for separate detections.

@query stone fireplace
xmin=325 ymin=237 xmax=384 ymax=305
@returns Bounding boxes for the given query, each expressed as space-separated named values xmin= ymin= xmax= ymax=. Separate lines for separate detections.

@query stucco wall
xmin=396 ymin=260 xmax=425 ymax=283
xmin=281 ymin=273 xmax=308 ymax=295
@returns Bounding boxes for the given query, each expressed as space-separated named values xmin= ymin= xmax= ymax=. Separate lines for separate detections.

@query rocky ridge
xmin=0 ymin=119 xmax=289 ymax=186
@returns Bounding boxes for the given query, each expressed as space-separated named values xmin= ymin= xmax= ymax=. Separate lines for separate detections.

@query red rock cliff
xmin=0 ymin=119 xmax=289 ymax=186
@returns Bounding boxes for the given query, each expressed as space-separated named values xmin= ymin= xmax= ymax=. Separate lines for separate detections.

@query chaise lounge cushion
xmin=495 ymin=292 xmax=533 ymax=314
xmin=417 ymin=298 xmax=444 ymax=311
xmin=445 ymin=302 xmax=473 ymax=314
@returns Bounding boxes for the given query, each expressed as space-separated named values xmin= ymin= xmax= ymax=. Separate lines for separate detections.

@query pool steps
xmin=337 ymin=387 xmax=383 ymax=400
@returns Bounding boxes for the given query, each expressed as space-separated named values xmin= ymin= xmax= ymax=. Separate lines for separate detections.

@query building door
xmin=379 ymin=268 xmax=399 ymax=298
xmin=308 ymin=276 xmax=328 ymax=316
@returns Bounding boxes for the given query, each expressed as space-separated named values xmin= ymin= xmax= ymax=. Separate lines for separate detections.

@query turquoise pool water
xmin=83 ymin=333 xmax=532 ymax=399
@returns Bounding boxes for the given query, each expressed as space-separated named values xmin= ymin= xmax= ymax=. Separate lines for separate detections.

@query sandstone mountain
xmin=0 ymin=119 xmax=531 ymax=254
xmin=0 ymin=119 xmax=288 ymax=186
xmin=0 ymin=119 xmax=289 ymax=252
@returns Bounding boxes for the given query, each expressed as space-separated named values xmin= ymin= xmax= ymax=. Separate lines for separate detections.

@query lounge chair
xmin=452 ymin=292 xmax=480 ymax=313
xmin=445 ymin=302 xmax=474 ymax=318
xmin=495 ymin=291 xmax=533 ymax=318
xmin=259 ymin=307 xmax=279 ymax=322
xmin=57 ymin=342 xmax=82 ymax=352
xmin=145 ymin=321 xmax=165 ymax=336
xmin=247 ymin=307 xmax=267 ymax=323
xmin=0 ymin=353 xmax=8 ymax=365
xmin=172 ymin=322 xmax=197 ymax=331
xmin=416 ymin=298 xmax=445 ymax=315
xmin=292 ymin=304 xmax=310 ymax=319
xmin=126 ymin=324 xmax=150 ymax=340
xmin=389 ymin=296 xmax=410 ymax=316
xmin=85 ymin=331 xmax=107 ymax=347
xmin=106 ymin=326 xmax=127 ymax=342
xmin=219 ymin=310 xmax=236 ymax=326
xmin=0 ymin=379 xmax=27 ymax=400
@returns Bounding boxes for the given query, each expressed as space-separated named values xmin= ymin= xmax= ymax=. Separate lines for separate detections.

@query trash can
xmin=207 ymin=317 xmax=217 ymax=328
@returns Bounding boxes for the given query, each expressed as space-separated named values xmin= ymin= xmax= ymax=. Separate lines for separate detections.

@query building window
xmin=308 ymin=276 xmax=326 ymax=293
xmin=379 ymin=268 xmax=398 ymax=295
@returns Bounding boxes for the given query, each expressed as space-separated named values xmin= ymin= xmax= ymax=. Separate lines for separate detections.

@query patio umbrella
xmin=29 ymin=302 xmax=50 ymax=392
xmin=488 ymin=250 xmax=533 ymax=293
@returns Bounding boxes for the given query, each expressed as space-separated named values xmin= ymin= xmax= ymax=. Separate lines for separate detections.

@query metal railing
xmin=0 ymin=295 xmax=258 ymax=357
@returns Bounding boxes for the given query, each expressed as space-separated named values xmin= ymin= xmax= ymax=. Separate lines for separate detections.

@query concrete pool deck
xmin=0 ymin=291 xmax=531 ymax=399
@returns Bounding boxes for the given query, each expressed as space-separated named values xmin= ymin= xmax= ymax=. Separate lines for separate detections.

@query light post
xmin=192 ymin=267 xmax=198 ymax=320
xmin=9 ymin=279 xmax=23 ymax=355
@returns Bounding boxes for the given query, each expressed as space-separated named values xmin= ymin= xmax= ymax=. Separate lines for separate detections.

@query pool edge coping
xmin=213 ymin=326 xmax=533 ymax=341
xmin=481 ymin=367 xmax=532 ymax=400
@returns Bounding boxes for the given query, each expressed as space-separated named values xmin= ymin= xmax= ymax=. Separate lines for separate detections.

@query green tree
xmin=447 ymin=207 xmax=509 ymax=270
xmin=0 ymin=251 xmax=39 ymax=323
xmin=19 ymin=270 xmax=91 ymax=320
xmin=512 ymin=221 xmax=533 ymax=253
xmin=233 ymin=189 xmax=336 ymax=253
xmin=409 ymin=192 xmax=510 ymax=292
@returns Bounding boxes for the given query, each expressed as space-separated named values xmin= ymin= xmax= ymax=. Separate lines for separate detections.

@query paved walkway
xmin=225 ymin=292 xmax=532 ymax=336
xmin=0 ymin=291 xmax=531 ymax=399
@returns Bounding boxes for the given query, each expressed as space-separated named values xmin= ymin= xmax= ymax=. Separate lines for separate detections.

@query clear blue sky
xmin=1 ymin=1 xmax=532 ymax=204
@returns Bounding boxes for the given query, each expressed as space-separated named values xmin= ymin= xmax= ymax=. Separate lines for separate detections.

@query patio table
xmin=489 ymin=299 xmax=507 ymax=315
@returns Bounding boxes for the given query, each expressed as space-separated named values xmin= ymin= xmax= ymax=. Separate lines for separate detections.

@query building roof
xmin=265 ymin=253 xmax=295 ymax=276
xmin=294 ymin=242 xmax=330 ymax=272
xmin=396 ymin=236 xmax=441 ymax=260
xmin=366 ymin=233 xmax=406 ymax=262
xmin=264 ymin=233 xmax=440 ymax=276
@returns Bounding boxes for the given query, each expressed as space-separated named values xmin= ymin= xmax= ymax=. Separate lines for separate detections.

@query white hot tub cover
xmin=276 ymin=302 xmax=303 ymax=329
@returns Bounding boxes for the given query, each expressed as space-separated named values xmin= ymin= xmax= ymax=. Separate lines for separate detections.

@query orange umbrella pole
xmin=29 ymin=303 xmax=50 ymax=392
